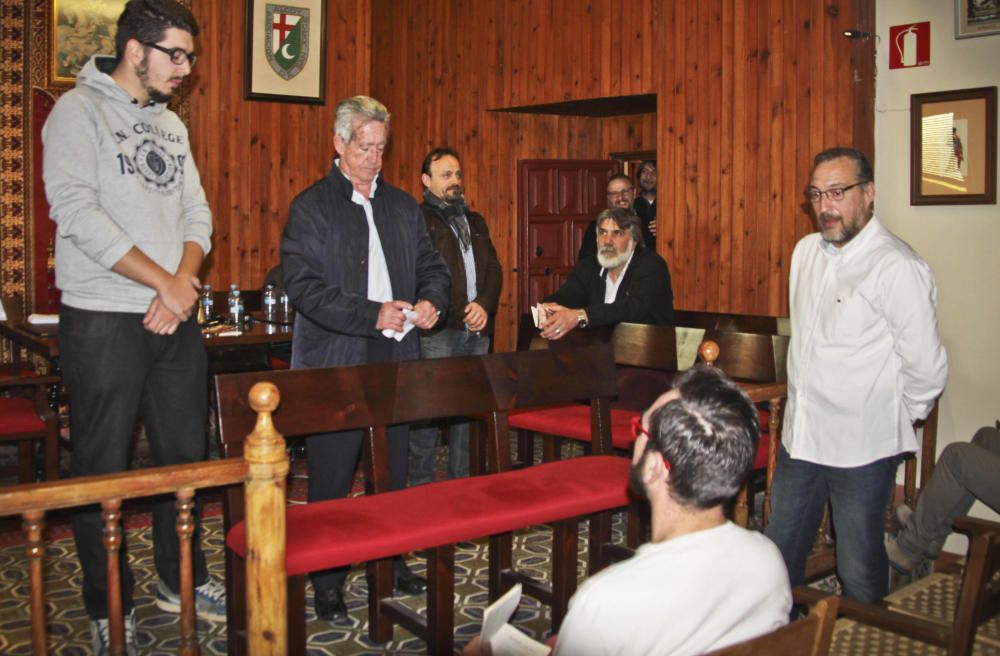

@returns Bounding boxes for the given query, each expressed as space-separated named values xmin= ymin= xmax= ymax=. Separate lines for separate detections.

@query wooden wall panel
xmin=659 ymin=0 xmax=875 ymax=320
xmin=370 ymin=0 xmax=873 ymax=350
xmin=371 ymin=0 xmax=661 ymax=350
xmin=187 ymin=0 xmax=370 ymax=291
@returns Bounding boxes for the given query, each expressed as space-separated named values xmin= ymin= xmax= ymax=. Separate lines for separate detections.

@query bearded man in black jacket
xmin=539 ymin=208 xmax=673 ymax=341
xmin=408 ymin=147 xmax=502 ymax=486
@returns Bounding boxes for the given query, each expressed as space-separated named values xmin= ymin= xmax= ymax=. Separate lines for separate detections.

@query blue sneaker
xmin=155 ymin=578 xmax=227 ymax=622
xmin=90 ymin=608 xmax=137 ymax=656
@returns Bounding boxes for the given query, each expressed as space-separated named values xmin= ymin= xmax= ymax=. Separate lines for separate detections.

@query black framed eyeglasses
xmin=804 ymin=181 xmax=865 ymax=204
xmin=142 ymin=42 xmax=197 ymax=67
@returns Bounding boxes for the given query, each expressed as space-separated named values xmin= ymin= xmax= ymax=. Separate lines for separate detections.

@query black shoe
xmin=393 ymin=566 xmax=428 ymax=596
xmin=314 ymin=587 xmax=348 ymax=623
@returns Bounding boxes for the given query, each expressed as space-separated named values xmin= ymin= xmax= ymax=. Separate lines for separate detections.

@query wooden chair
xmin=706 ymin=592 xmax=839 ymax=656
xmin=0 ymin=365 xmax=61 ymax=483
xmin=796 ymin=517 xmax=1000 ymax=656
xmin=0 ymin=382 xmax=287 ymax=653
xmin=215 ymin=344 xmax=631 ymax=655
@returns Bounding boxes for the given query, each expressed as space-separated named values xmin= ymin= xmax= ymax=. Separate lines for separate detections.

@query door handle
xmin=535 ymin=245 xmax=544 ymax=256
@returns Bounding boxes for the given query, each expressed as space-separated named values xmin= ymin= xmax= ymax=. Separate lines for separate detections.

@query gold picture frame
xmin=50 ymin=0 xmax=127 ymax=85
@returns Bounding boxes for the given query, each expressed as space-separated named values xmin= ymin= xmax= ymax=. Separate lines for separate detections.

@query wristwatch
xmin=577 ymin=309 xmax=589 ymax=328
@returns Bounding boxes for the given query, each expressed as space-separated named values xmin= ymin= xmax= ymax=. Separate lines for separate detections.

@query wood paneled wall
xmin=187 ymin=0 xmax=371 ymax=291
xmin=659 ymin=1 xmax=875 ymax=316
xmin=177 ymin=0 xmax=873 ymax=352
xmin=371 ymin=0 xmax=874 ymax=350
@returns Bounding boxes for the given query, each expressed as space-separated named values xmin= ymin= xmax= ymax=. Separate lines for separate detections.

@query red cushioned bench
xmin=510 ymin=322 xmax=677 ymax=461
xmin=215 ymin=343 xmax=628 ymax=655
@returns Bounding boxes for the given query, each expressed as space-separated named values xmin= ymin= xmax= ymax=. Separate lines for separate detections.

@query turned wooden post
xmin=176 ymin=489 xmax=199 ymax=656
xmin=101 ymin=500 xmax=125 ymax=656
xmin=244 ymin=381 xmax=289 ymax=655
xmin=23 ymin=510 xmax=46 ymax=656
xmin=699 ymin=340 xmax=755 ymax=527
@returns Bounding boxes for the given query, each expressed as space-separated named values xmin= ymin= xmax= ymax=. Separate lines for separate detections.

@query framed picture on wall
xmin=955 ymin=0 xmax=1000 ymax=39
xmin=244 ymin=0 xmax=327 ymax=104
xmin=910 ymin=86 xmax=997 ymax=205
xmin=50 ymin=0 xmax=127 ymax=85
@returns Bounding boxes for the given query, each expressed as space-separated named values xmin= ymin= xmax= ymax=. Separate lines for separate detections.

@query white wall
xmin=876 ymin=1 xmax=1000 ymax=553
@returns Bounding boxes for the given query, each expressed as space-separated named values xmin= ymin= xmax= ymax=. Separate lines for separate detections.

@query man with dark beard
xmin=463 ymin=366 xmax=791 ymax=656
xmin=633 ymin=160 xmax=657 ymax=247
xmin=42 ymin=1 xmax=219 ymax=652
xmin=539 ymin=207 xmax=673 ymax=340
xmin=765 ymin=147 xmax=948 ymax=603
xmin=408 ymin=147 xmax=502 ymax=485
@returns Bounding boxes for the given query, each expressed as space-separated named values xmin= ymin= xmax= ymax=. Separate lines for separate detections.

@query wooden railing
xmin=0 ymin=382 xmax=287 ymax=655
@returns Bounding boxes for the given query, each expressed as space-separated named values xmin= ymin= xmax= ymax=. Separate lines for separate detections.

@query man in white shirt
xmin=765 ymin=147 xmax=948 ymax=602
xmin=464 ymin=366 xmax=792 ymax=656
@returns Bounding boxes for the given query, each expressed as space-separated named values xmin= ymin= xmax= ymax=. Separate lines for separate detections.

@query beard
xmin=444 ymin=187 xmax=465 ymax=204
xmin=597 ymin=246 xmax=631 ymax=270
xmin=137 ymin=56 xmax=177 ymax=104
xmin=817 ymin=211 xmax=860 ymax=245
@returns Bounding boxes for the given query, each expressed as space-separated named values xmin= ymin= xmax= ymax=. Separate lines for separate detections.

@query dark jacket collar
xmin=326 ymin=160 xmax=385 ymax=200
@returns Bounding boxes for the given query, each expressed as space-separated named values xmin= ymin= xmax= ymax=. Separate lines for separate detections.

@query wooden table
xmin=1 ymin=315 xmax=291 ymax=361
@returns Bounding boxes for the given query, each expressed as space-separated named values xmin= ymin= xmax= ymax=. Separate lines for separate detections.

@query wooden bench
xmin=215 ymin=343 xmax=631 ymax=655
xmin=510 ymin=322 xmax=677 ymax=460
xmin=0 ymin=384 xmax=288 ymax=654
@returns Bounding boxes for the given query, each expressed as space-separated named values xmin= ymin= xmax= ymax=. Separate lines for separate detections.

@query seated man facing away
xmin=465 ymin=365 xmax=792 ymax=656
xmin=887 ymin=423 xmax=1000 ymax=586
xmin=538 ymin=207 xmax=673 ymax=341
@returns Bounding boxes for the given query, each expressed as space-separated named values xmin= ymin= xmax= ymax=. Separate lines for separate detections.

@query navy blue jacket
xmin=281 ymin=164 xmax=450 ymax=368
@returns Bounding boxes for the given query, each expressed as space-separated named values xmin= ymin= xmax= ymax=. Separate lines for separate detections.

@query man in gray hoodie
xmin=42 ymin=1 xmax=220 ymax=652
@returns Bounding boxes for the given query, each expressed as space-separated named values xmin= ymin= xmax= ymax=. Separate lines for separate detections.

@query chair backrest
xmin=705 ymin=595 xmax=839 ymax=656
xmin=701 ymin=330 xmax=790 ymax=383
xmin=215 ymin=344 xmax=619 ymax=519
xmin=675 ymin=310 xmax=786 ymax=335
xmin=525 ymin=323 xmax=677 ymax=411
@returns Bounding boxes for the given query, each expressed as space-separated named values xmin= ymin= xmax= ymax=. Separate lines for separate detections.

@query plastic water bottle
xmin=227 ymin=284 xmax=241 ymax=325
xmin=199 ymin=284 xmax=214 ymax=323
xmin=263 ymin=282 xmax=277 ymax=319
xmin=279 ymin=290 xmax=292 ymax=322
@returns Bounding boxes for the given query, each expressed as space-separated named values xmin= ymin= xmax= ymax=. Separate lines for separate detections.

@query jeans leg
xmin=141 ymin=317 xmax=210 ymax=591
xmin=408 ymin=424 xmax=440 ymax=486
xmin=446 ymin=333 xmax=489 ymax=479
xmin=898 ymin=427 xmax=1000 ymax=561
xmin=59 ymin=307 xmax=148 ymax=619
xmin=827 ymin=454 xmax=900 ymax=602
xmin=764 ymin=446 xmax=829 ymax=588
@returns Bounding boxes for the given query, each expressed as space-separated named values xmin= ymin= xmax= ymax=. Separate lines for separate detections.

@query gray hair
xmin=333 ymin=96 xmax=391 ymax=144
xmin=596 ymin=207 xmax=645 ymax=249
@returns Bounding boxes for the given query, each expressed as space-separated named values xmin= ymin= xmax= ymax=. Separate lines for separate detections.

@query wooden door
xmin=518 ymin=159 xmax=617 ymax=313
